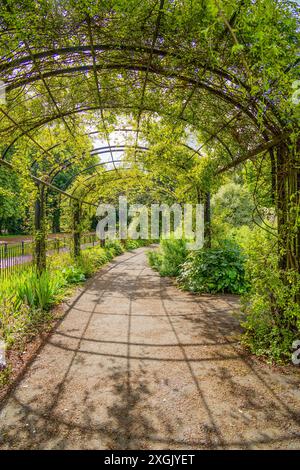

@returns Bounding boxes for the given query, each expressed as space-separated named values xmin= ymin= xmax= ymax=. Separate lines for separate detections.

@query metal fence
xmin=0 ymin=232 xmax=99 ymax=278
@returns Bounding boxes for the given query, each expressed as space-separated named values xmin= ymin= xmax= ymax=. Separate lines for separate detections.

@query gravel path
xmin=0 ymin=247 xmax=299 ymax=450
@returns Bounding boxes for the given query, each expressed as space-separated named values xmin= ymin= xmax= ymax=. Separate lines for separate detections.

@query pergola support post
xmin=72 ymin=200 xmax=82 ymax=259
xmin=276 ymin=141 xmax=300 ymax=274
xmin=34 ymin=182 xmax=46 ymax=273
xmin=198 ymin=188 xmax=212 ymax=249
xmin=204 ymin=192 xmax=212 ymax=249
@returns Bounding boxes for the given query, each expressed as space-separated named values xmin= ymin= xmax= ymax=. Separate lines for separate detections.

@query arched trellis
xmin=1 ymin=44 xmax=286 ymax=132
xmin=0 ymin=0 xmax=298 ymax=273
xmin=65 ymin=163 xmax=189 ymax=258
xmin=0 ymin=102 xmax=284 ymax=196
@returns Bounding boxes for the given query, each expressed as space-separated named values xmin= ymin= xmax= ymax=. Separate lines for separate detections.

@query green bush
xmin=61 ymin=265 xmax=86 ymax=284
xmin=179 ymin=242 xmax=248 ymax=294
xmin=125 ymin=239 xmax=143 ymax=250
xmin=124 ymin=238 xmax=152 ymax=250
xmin=211 ymin=182 xmax=255 ymax=227
xmin=240 ymin=229 xmax=300 ymax=362
xmin=147 ymin=238 xmax=187 ymax=276
xmin=104 ymin=239 xmax=124 ymax=255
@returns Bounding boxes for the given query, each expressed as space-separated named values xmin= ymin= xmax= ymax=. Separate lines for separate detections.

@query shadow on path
xmin=0 ymin=248 xmax=299 ymax=449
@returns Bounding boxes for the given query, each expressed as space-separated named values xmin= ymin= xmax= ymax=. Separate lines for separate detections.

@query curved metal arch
xmin=2 ymin=41 xmax=285 ymax=126
xmin=90 ymin=145 xmax=149 ymax=155
xmin=71 ymin=168 xmax=177 ymax=205
xmin=52 ymin=148 xmax=148 ymax=189
xmin=48 ymin=145 xmax=148 ymax=183
xmin=2 ymin=103 xmax=238 ymax=169
xmin=51 ymin=137 xmax=208 ymax=191
xmin=15 ymin=134 xmax=207 ymax=193
xmin=69 ymin=150 xmax=198 ymax=199
xmin=15 ymin=122 xmax=232 ymax=188
xmin=4 ymin=62 xmax=270 ymax=133
xmin=1 ymin=44 xmax=248 ymax=92
xmin=48 ymin=147 xmax=143 ymax=184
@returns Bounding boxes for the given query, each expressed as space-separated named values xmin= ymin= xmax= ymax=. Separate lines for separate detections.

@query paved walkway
xmin=0 ymin=247 xmax=299 ymax=449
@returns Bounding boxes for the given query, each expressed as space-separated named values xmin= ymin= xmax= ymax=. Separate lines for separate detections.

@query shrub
xmin=104 ymin=239 xmax=124 ymax=255
xmin=0 ymin=365 xmax=12 ymax=387
xmin=124 ymin=239 xmax=151 ymax=250
xmin=147 ymin=238 xmax=187 ymax=276
xmin=211 ymin=182 xmax=255 ymax=227
xmin=179 ymin=242 xmax=248 ymax=294
xmin=61 ymin=265 xmax=86 ymax=284
xmin=240 ymin=229 xmax=300 ymax=362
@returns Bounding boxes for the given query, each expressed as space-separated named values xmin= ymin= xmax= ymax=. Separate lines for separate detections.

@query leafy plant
xmin=125 ymin=239 xmax=144 ymax=250
xmin=61 ymin=265 xmax=86 ymax=284
xmin=15 ymin=270 xmax=55 ymax=310
xmin=179 ymin=242 xmax=248 ymax=294
xmin=104 ymin=239 xmax=124 ymax=256
xmin=147 ymin=238 xmax=187 ymax=276
xmin=0 ymin=295 xmax=30 ymax=347
xmin=240 ymin=229 xmax=300 ymax=363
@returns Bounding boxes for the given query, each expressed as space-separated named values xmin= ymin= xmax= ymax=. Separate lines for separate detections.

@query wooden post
xmin=34 ymin=182 xmax=46 ymax=273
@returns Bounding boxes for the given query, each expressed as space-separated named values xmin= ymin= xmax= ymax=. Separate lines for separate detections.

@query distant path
xmin=0 ymin=241 xmax=95 ymax=269
xmin=0 ymin=247 xmax=299 ymax=449
xmin=0 ymin=233 xmax=69 ymax=245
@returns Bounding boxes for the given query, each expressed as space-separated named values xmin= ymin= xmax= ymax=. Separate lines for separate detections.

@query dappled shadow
xmin=0 ymin=248 xmax=300 ymax=449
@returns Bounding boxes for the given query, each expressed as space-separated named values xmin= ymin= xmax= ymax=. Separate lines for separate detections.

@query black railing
xmin=0 ymin=232 xmax=98 ymax=278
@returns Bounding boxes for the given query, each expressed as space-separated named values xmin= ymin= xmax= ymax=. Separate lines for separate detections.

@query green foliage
xmin=0 ymin=166 xmax=26 ymax=233
xmin=104 ymin=239 xmax=125 ymax=256
xmin=124 ymin=239 xmax=152 ymax=250
xmin=0 ymin=0 xmax=299 ymax=369
xmin=211 ymin=182 xmax=255 ymax=227
xmin=147 ymin=238 xmax=188 ymax=277
xmin=179 ymin=243 xmax=248 ymax=294
xmin=61 ymin=265 xmax=86 ymax=284
xmin=15 ymin=270 xmax=56 ymax=311
xmin=240 ymin=229 xmax=300 ymax=363
xmin=0 ymin=295 xmax=32 ymax=348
